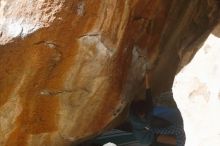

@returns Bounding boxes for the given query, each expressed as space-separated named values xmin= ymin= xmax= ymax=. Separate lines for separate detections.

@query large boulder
xmin=0 ymin=0 xmax=220 ymax=146
xmin=173 ymin=34 xmax=220 ymax=146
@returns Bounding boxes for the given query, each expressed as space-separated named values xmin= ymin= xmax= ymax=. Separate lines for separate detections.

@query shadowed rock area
xmin=0 ymin=0 xmax=220 ymax=146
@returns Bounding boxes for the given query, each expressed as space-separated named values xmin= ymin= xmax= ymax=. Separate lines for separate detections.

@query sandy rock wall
xmin=0 ymin=0 xmax=220 ymax=146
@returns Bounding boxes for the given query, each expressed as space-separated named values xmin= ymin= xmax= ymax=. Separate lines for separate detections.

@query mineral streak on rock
xmin=0 ymin=0 xmax=220 ymax=146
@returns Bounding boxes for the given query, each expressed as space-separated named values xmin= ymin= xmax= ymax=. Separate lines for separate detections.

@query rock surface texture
xmin=173 ymin=34 xmax=220 ymax=146
xmin=0 ymin=0 xmax=220 ymax=146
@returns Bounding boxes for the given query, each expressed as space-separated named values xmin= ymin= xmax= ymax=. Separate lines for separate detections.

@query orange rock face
xmin=0 ymin=0 xmax=220 ymax=146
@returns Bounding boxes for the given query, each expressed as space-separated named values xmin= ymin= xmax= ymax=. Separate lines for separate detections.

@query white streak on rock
xmin=0 ymin=0 xmax=64 ymax=44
